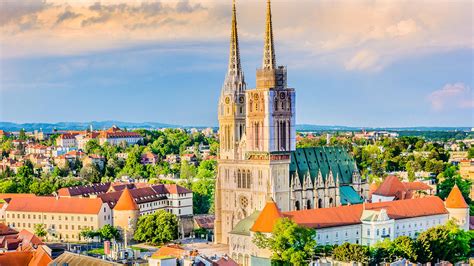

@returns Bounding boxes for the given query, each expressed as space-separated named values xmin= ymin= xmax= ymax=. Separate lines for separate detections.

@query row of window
xmin=7 ymin=213 xmax=94 ymax=222
xmin=8 ymin=222 xmax=95 ymax=231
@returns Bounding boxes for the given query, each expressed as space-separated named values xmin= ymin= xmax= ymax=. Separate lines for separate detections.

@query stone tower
xmin=113 ymin=188 xmax=140 ymax=241
xmin=445 ymin=184 xmax=469 ymax=231
xmin=215 ymin=0 xmax=296 ymax=244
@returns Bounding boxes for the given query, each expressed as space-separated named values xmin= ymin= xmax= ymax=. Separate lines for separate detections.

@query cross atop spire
xmin=262 ymin=0 xmax=276 ymax=70
xmin=222 ymin=0 xmax=245 ymax=92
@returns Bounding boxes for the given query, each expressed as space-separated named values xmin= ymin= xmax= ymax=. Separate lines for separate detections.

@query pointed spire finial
xmin=228 ymin=0 xmax=241 ymax=76
xmin=263 ymin=0 xmax=276 ymax=70
xmin=222 ymin=0 xmax=245 ymax=92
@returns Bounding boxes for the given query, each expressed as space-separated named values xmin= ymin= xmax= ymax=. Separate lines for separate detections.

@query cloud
xmin=0 ymin=0 xmax=472 ymax=72
xmin=428 ymin=83 xmax=474 ymax=111
xmin=56 ymin=10 xmax=81 ymax=24
xmin=344 ymin=50 xmax=380 ymax=71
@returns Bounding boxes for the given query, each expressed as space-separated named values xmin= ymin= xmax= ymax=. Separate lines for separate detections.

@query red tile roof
xmin=152 ymin=245 xmax=187 ymax=258
xmin=282 ymin=197 xmax=448 ymax=229
xmin=17 ymin=229 xmax=43 ymax=247
xmin=251 ymin=200 xmax=283 ymax=233
xmin=163 ymin=184 xmax=192 ymax=194
xmin=404 ymin=181 xmax=432 ymax=191
xmin=0 ymin=223 xmax=18 ymax=236
xmin=215 ymin=256 xmax=239 ymax=266
xmin=373 ymin=176 xmax=433 ymax=200
xmin=373 ymin=175 xmax=406 ymax=198
xmin=0 ymin=251 xmax=33 ymax=266
xmin=0 ymin=193 xmax=36 ymax=201
xmin=6 ymin=196 xmax=104 ymax=214
xmin=445 ymin=184 xmax=468 ymax=208
xmin=28 ymin=245 xmax=52 ymax=266
xmin=114 ymin=188 xmax=139 ymax=211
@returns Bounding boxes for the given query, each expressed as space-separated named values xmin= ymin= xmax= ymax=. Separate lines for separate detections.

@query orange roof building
xmin=250 ymin=199 xmax=283 ymax=233
xmin=372 ymin=175 xmax=434 ymax=202
xmin=5 ymin=197 xmax=113 ymax=242
xmin=230 ymin=196 xmax=459 ymax=252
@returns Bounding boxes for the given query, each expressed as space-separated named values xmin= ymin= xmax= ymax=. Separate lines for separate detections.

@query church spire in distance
xmin=263 ymin=0 xmax=276 ymax=70
xmin=223 ymin=0 xmax=245 ymax=92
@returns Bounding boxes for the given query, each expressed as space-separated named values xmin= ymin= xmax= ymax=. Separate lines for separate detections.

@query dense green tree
xmin=84 ymin=139 xmax=102 ymax=154
xmin=97 ymin=224 xmax=121 ymax=241
xmin=468 ymin=147 xmax=474 ymax=159
xmin=416 ymin=221 xmax=471 ymax=264
xmin=253 ymin=218 xmax=317 ymax=265
xmin=180 ymin=161 xmax=196 ymax=180
xmin=34 ymin=223 xmax=47 ymax=238
xmin=390 ymin=236 xmax=418 ymax=261
xmin=133 ymin=210 xmax=178 ymax=245
xmin=79 ymin=163 xmax=102 ymax=183
xmin=332 ymin=242 xmax=371 ymax=264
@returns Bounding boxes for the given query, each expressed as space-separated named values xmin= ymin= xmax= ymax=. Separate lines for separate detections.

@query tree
xmin=80 ymin=229 xmax=100 ymax=241
xmin=98 ymin=224 xmax=120 ymax=241
xmin=468 ymin=147 xmax=474 ymax=159
xmin=34 ymin=223 xmax=47 ymax=238
xmin=416 ymin=221 xmax=471 ymax=264
xmin=253 ymin=218 xmax=317 ymax=265
xmin=79 ymin=163 xmax=102 ymax=183
xmin=19 ymin=129 xmax=27 ymax=140
xmin=390 ymin=236 xmax=418 ymax=261
xmin=332 ymin=242 xmax=370 ymax=264
xmin=180 ymin=161 xmax=196 ymax=180
xmin=133 ymin=211 xmax=178 ymax=245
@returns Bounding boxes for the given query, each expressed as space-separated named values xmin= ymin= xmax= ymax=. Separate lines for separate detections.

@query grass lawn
xmin=87 ymin=247 xmax=105 ymax=255
xmin=131 ymin=246 xmax=149 ymax=252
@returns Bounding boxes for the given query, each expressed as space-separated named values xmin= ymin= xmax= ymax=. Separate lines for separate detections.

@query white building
xmin=56 ymin=133 xmax=78 ymax=148
xmin=228 ymin=185 xmax=469 ymax=265
xmin=98 ymin=126 xmax=143 ymax=146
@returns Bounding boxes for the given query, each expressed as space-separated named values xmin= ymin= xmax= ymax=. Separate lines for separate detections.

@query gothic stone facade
xmin=214 ymin=0 xmax=367 ymax=244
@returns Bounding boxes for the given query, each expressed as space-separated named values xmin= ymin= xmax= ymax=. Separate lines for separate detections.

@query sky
xmin=0 ymin=0 xmax=473 ymax=127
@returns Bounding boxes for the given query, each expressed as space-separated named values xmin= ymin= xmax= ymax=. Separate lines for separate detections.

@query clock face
xmin=239 ymin=96 xmax=245 ymax=103
xmin=225 ymin=97 xmax=230 ymax=104
xmin=279 ymin=92 xmax=286 ymax=99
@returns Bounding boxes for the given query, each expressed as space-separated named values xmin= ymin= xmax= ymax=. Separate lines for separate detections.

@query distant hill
xmin=0 ymin=121 xmax=181 ymax=132
xmin=296 ymin=124 xmax=471 ymax=132
xmin=0 ymin=121 xmax=470 ymax=133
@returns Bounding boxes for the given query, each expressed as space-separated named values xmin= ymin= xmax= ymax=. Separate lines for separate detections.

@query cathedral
xmin=214 ymin=0 xmax=368 ymax=245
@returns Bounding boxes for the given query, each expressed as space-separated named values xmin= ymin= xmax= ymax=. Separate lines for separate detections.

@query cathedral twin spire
xmin=223 ymin=0 xmax=277 ymax=91
xmin=223 ymin=0 xmax=245 ymax=92
xmin=263 ymin=0 xmax=276 ymax=70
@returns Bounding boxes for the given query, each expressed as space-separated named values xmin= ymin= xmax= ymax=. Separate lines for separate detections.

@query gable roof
xmin=373 ymin=176 xmax=433 ymax=200
xmin=0 ymin=251 xmax=33 ymax=266
xmin=0 ymin=223 xmax=18 ymax=236
xmin=113 ymin=188 xmax=139 ymax=211
xmin=445 ymin=184 xmax=468 ymax=208
xmin=152 ymin=245 xmax=187 ymax=259
xmin=373 ymin=175 xmax=406 ymax=198
xmin=250 ymin=200 xmax=283 ymax=233
xmin=28 ymin=245 xmax=52 ymax=266
xmin=6 ymin=197 xmax=104 ymax=214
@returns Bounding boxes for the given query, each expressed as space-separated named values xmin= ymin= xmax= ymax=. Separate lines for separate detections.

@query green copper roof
xmin=229 ymin=211 xmax=261 ymax=236
xmin=290 ymin=147 xmax=357 ymax=185
xmin=340 ymin=186 xmax=364 ymax=205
